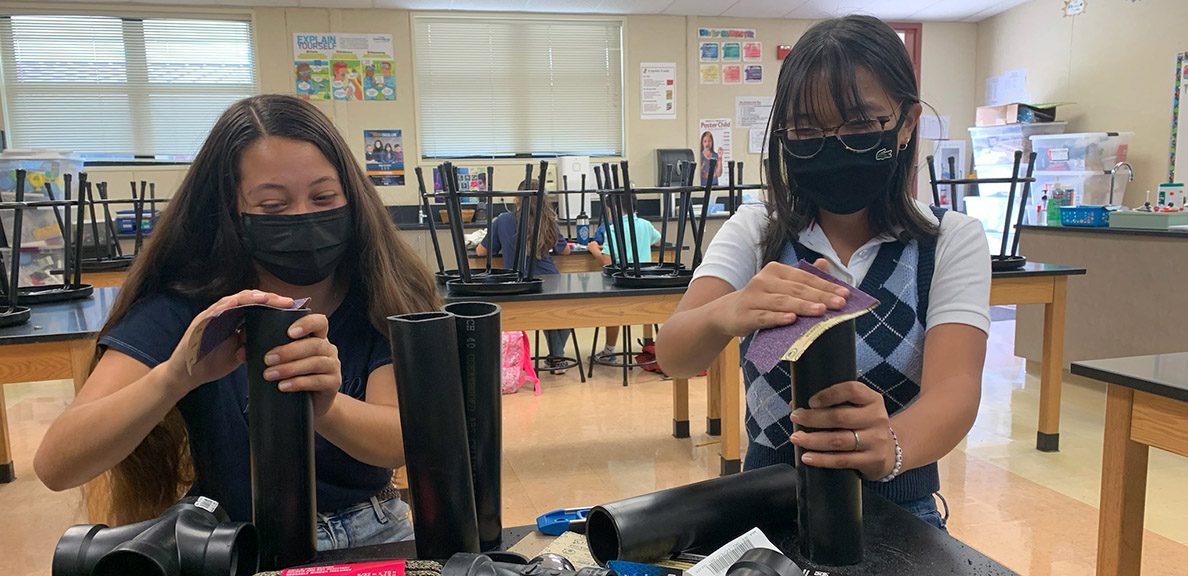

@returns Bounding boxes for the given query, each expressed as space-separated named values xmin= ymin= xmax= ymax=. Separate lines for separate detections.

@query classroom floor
xmin=3 ymin=315 xmax=1188 ymax=575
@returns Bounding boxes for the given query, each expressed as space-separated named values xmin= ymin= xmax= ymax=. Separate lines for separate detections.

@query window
xmin=414 ymin=16 xmax=623 ymax=159
xmin=0 ymin=14 xmax=256 ymax=160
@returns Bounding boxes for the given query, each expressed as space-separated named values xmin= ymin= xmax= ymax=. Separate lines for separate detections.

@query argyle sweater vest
xmin=739 ymin=207 xmax=945 ymax=504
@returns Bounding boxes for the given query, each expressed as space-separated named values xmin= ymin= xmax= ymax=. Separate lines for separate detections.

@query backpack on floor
xmin=501 ymin=330 xmax=540 ymax=395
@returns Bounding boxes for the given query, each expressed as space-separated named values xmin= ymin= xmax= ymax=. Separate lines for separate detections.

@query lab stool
xmin=531 ymin=329 xmax=586 ymax=382
xmin=586 ymin=325 xmax=659 ymax=387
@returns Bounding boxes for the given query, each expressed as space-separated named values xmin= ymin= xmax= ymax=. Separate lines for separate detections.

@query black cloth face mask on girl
xmin=782 ymin=110 xmax=910 ymax=215
xmin=240 ymin=204 xmax=353 ymax=286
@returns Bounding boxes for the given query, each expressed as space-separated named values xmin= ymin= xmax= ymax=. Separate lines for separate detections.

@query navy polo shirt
xmin=480 ymin=211 xmax=567 ymax=275
xmin=98 ymin=284 xmax=393 ymax=522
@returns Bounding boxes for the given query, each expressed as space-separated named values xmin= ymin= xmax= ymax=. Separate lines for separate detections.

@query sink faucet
xmin=1109 ymin=161 xmax=1134 ymax=205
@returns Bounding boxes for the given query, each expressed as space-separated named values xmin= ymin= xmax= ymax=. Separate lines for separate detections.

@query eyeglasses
xmin=776 ymin=110 xmax=906 ymax=159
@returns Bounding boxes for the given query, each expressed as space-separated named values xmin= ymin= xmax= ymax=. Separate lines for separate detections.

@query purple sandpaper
xmin=196 ymin=297 xmax=309 ymax=360
xmin=743 ymin=260 xmax=880 ymax=374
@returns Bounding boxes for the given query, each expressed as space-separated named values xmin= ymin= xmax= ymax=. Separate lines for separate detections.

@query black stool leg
xmin=622 ymin=325 xmax=631 ymax=387
xmin=587 ymin=326 xmax=600 ymax=379
xmin=570 ymin=329 xmax=586 ymax=383
xmin=534 ymin=330 xmax=542 ymax=374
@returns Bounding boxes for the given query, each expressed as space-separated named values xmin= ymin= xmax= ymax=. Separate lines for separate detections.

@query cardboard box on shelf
xmin=975 ymin=102 xmax=1068 ymax=127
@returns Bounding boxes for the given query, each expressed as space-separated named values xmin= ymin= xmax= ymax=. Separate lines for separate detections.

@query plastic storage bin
xmin=1029 ymin=132 xmax=1133 ymax=172
xmin=1032 ymin=171 xmax=1126 ymax=206
xmin=969 ymin=122 xmax=1067 ymax=169
xmin=115 ymin=209 xmax=158 ymax=234
xmin=1059 ymin=205 xmax=1111 ymax=227
xmin=0 ymin=150 xmax=81 ymax=247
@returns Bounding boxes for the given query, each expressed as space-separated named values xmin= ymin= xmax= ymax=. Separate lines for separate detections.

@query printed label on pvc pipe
xmin=281 ymin=559 xmax=406 ymax=575
xmin=686 ymin=528 xmax=779 ymax=576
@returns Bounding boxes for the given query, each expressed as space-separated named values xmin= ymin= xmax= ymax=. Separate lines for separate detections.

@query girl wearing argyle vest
xmin=655 ymin=16 xmax=991 ymax=530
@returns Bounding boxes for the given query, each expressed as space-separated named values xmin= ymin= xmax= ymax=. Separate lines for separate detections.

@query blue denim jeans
xmin=316 ymin=494 xmax=415 ymax=551
xmin=899 ymin=493 xmax=948 ymax=532
xmin=544 ymin=329 xmax=569 ymax=358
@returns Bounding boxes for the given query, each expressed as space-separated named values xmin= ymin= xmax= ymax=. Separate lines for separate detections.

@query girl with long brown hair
xmin=34 ymin=94 xmax=438 ymax=549
xmin=474 ymin=178 xmax=571 ymax=372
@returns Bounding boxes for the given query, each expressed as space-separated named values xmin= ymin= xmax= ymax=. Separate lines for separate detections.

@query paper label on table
xmin=686 ymin=527 xmax=780 ymax=576
xmin=537 ymin=530 xmax=599 ymax=568
xmin=743 ymin=261 xmax=880 ymax=374
xmin=281 ymin=560 xmax=406 ymax=575
xmin=194 ymin=496 xmax=219 ymax=513
xmin=184 ymin=297 xmax=310 ymax=375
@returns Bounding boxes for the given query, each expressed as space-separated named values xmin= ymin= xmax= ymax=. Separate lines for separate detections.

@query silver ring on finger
xmin=852 ymin=430 xmax=861 ymax=451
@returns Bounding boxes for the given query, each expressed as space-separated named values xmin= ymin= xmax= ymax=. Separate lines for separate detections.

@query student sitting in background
xmin=476 ymin=180 xmax=572 ymax=373
xmin=34 ymin=95 xmax=438 ymax=548
xmin=587 ymin=196 xmax=661 ymax=361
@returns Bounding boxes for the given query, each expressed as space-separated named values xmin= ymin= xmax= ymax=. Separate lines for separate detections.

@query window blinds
xmin=0 ymin=14 xmax=257 ymax=159
xmin=414 ymin=17 xmax=624 ymax=159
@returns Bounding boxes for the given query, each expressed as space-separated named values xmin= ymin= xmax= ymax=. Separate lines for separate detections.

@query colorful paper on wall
xmin=744 ymin=65 xmax=764 ymax=84
xmin=640 ymin=62 xmax=677 ymax=119
xmin=722 ymin=42 xmax=741 ymax=62
xmin=699 ymin=64 xmax=720 ymax=84
xmin=743 ymin=42 xmax=762 ymax=61
xmin=743 ymin=261 xmax=880 ymax=374
xmin=294 ymin=33 xmax=395 ymax=101
xmin=698 ymin=28 xmax=757 ymax=39
xmin=722 ymin=65 xmax=742 ymax=85
xmin=364 ymin=129 xmax=405 ymax=186
xmin=699 ymin=42 xmax=720 ymax=62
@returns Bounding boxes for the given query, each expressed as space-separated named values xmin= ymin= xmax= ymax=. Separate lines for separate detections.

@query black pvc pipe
xmin=619 ymin=162 xmax=642 ymax=276
xmin=443 ymin=301 xmax=503 ymax=551
xmin=524 ymin=161 xmax=548 ymax=282
xmin=9 ymin=171 xmax=26 ymax=309
xmin=388 ymin=311 xmax=480 ymax=559
xmin=415 ymin=168 xmax=446 ymax=275
xmin=245 ymin=307 xmax=316 ymax=570
xmin=52 ymin=497 xmax=258 ymax=576
xmin=584 ymin=464 xmax=798 ymax=566
xmin=792 ymin=320 xmax=863 ymax=566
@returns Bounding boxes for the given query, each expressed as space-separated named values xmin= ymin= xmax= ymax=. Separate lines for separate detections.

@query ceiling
xmin=34 ymin=0 xmax=1034 ymax=22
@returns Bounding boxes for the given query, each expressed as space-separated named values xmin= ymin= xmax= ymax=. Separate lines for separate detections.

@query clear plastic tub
xmin=1033 ymin=171 xmax=1127 ymax=206
xmin=969 ymin=122 xmax=1068 ymax=170
xmin=0 ymin=149 xmax=80 ymax=248
xmin=1029 ymin=132 xmax=1133 ymax=172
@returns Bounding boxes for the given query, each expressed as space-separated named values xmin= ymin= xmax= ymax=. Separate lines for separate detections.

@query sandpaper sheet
xmin=183 ymin=297 xmax=309 ymax=375
xmin=743 ymin=261 xmax=879 ymax=374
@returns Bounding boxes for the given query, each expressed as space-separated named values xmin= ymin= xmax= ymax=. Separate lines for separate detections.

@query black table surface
xmin=989 ymin=262 xmax=1086 ymax=279
xmin=1071 ymin=352 xmax=1188 ymax=404
xmin=441 ymin=271 xmax=688 ymax=302
xmin=288 ymin=490 xmax=1015 ymax=576
xmin=0 ymin=287 xmax=119 ymax=345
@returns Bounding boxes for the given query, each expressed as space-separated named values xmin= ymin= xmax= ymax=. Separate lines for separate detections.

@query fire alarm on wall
xmin=777 ymin=45 xmax=792 ymax=60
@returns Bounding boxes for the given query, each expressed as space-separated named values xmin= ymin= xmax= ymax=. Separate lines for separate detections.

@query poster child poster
xmin=295 ymin=34 xmax=395 ymax=101
xmin=364 ymin=130 xmax=405 ymax=186
xmin=697 ymin=118 xmax=732 ymax=187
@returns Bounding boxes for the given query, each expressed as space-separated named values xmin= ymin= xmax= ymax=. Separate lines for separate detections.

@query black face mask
xmin=240 ymin=204 xmax=353 ymax=286
xmin=782 ymin=116 xmax=908 ymax=215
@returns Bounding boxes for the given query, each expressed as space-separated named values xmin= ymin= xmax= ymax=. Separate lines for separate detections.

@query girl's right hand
xmin=711 ymin=258 xmax=850 ymax=337
xmin=164 ymin=290 xmax=296 ymax=391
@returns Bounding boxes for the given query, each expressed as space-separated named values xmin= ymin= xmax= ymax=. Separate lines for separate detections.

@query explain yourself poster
xmin=697 ymin=118 xmax=732 ymax=186
xmin=294 ymin=33 xmax=395 ymax=101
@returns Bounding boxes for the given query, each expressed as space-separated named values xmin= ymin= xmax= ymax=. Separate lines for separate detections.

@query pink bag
xmin=501 ymin=330 xmax=540 ymax=395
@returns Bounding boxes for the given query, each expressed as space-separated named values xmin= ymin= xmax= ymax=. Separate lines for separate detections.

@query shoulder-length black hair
xmin=760 ymin=15 xmax=937 ymax=265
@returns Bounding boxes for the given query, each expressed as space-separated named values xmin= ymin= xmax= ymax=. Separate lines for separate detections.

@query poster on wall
xmin=736 ymin=96 xmax=774 ymax=129
xmin=748 ymin=129 xmax=769 ymax=155
xmin=698 ymin=28 xmax=756 ymax=39
xmin=640 ymin=62 xmax=677 ymax=120
xmin=722 ymin=42 xmax=742 ymax=62
xmin=364 ymin=130 xmax=405 ymax=186
xmin=700 ymin=64 xmax=720 ymax=84
xmin=294 ymin=33 xmax=396 ymax=101
xmin=744 ymin=65 xmax=764 ymax=84
xmin=699 ymin=42 xmax=720 ymax=62
xmin=743 ymin=42 xmax=762 ymax=61
xmin=697 ymin=119 xmax=732 ymax=187
xmin=722 ymin=65 xmax=742 ymax=85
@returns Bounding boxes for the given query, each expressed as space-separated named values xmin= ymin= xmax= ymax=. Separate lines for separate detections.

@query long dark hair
xmin=516 ymin=179 xmax=560 ymax=258
xmin=760 ymin=15 xmax=936 ymax=265
xmin=91 ymin=94 xmax=439 ymax=524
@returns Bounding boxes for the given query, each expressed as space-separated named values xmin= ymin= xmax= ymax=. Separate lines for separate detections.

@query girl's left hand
xmin=262 ymin=314 xmax=341 ymax=418
xmin=789 ymin=381 xmax=895 ymax=481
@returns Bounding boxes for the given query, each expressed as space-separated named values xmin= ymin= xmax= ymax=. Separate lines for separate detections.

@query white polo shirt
xmin=692 ymin=201 xmax=992 ymax=334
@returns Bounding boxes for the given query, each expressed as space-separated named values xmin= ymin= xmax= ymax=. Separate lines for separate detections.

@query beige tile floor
xmin=3 ymin=317 xmax=1188 ymax=575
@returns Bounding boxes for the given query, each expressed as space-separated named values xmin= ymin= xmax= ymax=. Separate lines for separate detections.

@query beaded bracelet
xmin=877 ymin=426 xmax=903 ymax=483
